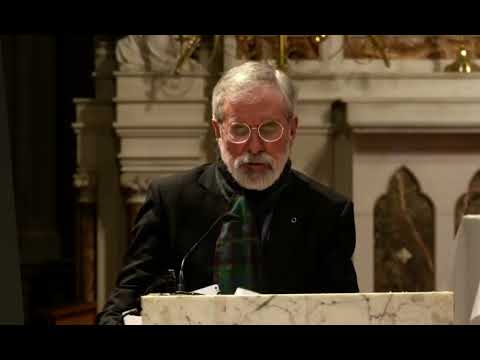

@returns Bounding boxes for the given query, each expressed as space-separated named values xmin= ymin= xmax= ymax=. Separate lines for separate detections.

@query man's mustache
xmin=234 ymin=153 xmax=274 ymax=168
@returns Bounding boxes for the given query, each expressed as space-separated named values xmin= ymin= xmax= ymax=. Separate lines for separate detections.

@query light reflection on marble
xmin=141 ymin=292 xmax=453 ymax=325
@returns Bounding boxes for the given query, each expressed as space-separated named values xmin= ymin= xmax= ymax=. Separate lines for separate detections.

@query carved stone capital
xmin=73 ymin=171 xmax=96 ymax=189
xmin=120 ymin=174 xmax=152 ymax=204
xmin=73 ymin=172 xmax=97 ymax=204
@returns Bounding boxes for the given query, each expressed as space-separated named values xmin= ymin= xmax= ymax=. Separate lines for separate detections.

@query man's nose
xmin=246 ymin=129 xmax=265 ymax=154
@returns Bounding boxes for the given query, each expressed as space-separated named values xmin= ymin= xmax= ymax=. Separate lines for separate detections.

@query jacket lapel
xmin=197 ymin=163 xmax=230 ymax=216
xmin=176 ymin=164 xmax=229 ymax=290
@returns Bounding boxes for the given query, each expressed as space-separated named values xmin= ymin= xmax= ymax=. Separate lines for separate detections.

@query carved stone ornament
xmin=121 ymin=176 xmax=152 ymax=195
xmin=154 ymin=76 xmax=196 ymax=98
xmin=116 ymin=35 xmax=205 ymax=74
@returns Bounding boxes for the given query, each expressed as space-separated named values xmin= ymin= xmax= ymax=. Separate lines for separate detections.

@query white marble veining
xmin=141 ymin=292 xmax=453 ymax=325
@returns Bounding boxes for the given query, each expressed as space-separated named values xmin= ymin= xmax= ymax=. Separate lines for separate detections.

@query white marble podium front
xmin=140 ymin=292 xmax=453 ymax=325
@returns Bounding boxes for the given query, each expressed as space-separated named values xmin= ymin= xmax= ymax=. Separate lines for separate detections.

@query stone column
xmin=72 ymin=172 xmax=97 ymax=303
xmin=71 ymin=35 xmax=121 ymax=310
xmin=120 ymin=176 xmax=150 ymax=242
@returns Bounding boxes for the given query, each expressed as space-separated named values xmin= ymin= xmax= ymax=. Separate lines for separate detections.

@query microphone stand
xmin=176 ymin=212 xmax=239 ymax=293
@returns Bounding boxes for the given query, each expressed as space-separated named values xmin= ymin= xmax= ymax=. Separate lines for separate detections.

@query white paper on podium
xmin=193 ymin=284 xmax=220 ymax=295
xmin=124 ymin=314 xmax=143 ymax=325
xmin=234 ymin=287 xmax=260 ymax=295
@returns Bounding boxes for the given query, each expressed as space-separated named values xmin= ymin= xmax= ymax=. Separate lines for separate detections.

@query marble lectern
xmin=140 ymin=292 xmax=453 ymax=325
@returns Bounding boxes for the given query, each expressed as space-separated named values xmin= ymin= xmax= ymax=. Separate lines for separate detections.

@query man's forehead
xmin=230 ymin=84 xmax=284 ymax=102
xmin=223 ymin=90 xmax=288 ymax=121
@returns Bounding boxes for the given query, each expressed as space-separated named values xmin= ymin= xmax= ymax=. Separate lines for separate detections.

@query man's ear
xmin=289 ymin=115 xmax=298 ymax=140
xmin=211 ymin=119 xmax=221 ymax=139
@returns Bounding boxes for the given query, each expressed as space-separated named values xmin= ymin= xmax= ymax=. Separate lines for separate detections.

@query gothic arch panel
xmin=455 ymin=170 xmax=480 ymax=234
xmin=374 ymin=166 xmax=435 ymax=292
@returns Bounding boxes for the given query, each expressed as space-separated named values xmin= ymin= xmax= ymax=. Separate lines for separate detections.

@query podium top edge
xmin=142 ymin=291 xmax=453 ymax=298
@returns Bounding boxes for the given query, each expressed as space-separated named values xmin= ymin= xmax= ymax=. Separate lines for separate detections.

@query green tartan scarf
xmin=213 ymin=195 xmax=258 ymax=294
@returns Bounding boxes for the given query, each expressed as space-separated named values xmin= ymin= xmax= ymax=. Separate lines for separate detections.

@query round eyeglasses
xmin=223 ymin=120 xmax=285 ymax=144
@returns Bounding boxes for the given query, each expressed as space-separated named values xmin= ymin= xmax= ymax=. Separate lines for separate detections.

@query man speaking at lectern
xmin=97 ymin=61 xmax=359 ymax=325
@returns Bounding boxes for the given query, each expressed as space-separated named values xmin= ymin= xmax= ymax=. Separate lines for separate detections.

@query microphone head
xmin=223 ymin=212 xmax=241 ymax=223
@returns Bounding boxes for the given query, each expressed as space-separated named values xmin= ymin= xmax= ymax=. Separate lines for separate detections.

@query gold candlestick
xmin=278 ymin=35 xmax=288 ymax=71
xmin=445 ymin=46 xmax=480 ymax=73
xmin=174 ymin=35 xmax=202 ymax=75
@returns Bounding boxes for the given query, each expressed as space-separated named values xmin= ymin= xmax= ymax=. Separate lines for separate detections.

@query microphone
xmin=177 ymin=212 xmax=240 ymax=292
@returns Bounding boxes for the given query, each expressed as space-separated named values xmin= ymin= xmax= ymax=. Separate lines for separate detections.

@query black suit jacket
xmin=97 ymin=163 xmax=359 ymax=325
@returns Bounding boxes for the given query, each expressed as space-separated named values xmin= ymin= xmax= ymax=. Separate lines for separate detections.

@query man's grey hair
xmin=212 ymin=61 xmax=298 ymax=122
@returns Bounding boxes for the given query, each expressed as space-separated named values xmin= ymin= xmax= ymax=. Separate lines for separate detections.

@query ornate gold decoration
xmin=278 ymin=35 xmax=287 ymax=71
xmin=172 ymin=35 xmax=480 ymax=73
xmin=171 ymin=35 xmax=393 ymax=72
xmin=174 ymin=35 xmax=202 ymax=74
xmin=445 ymin=46 xmax=480 ymax=73
xmin=236 ymin=35 xmax=325 ymax=71
xmin=366 ymin=35 xmax=390 ymax=68
xmin=174 ymin=35 xmax=480 ymax=74
xmin=173 ymin=35 xmax=222 ymax=75
xmin=344 ymin=36 xmax=480 ymax=64
xmin=236 ymin=36 xmax=262 ymax=60
xmin=314 ymin=35 xmax=328 ymax=43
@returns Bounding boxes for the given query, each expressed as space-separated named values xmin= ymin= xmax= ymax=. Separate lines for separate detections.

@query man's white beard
xmin=218 ymin=139 xmax=290 ymax=191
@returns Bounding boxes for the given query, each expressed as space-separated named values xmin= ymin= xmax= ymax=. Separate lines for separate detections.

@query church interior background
xmin=6 ymin=35 xmax=480 ymax=324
